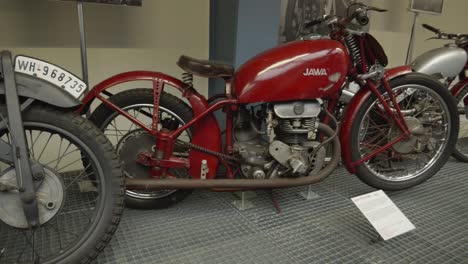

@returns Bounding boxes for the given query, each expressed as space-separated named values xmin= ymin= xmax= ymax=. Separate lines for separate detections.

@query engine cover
xmin=273 ymin=100 xmax=321 ymax=118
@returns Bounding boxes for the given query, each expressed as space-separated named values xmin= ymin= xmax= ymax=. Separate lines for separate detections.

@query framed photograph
xmin=278 ymin=0 xmax=371 ymax=43
xmin=56 ymin=0 xmax=142 ymax=6
xmin=409 ymin=0 xmax=444 ymax=15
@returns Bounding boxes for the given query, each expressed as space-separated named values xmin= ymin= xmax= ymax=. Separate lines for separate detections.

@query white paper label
xmin=351 ymin=190 xmax=415 ymax=240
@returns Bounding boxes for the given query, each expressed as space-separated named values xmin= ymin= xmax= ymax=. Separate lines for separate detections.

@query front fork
xmin=0 ymin=51 xmax=41 ymax=227
xmin=350 ymin=77 xmax=411 ymax=167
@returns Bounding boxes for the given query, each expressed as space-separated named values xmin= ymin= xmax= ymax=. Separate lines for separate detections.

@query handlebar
xmin=422 ymin=23 xmax=468 ymax=40
xmin=304 ymin=17 xmax=325 ymax=28
xmin=422 ymin=23 xmax=440 ymax=34
xmin=304 ymin=3 xmax=387 ymax=30
xmin=367 ymin=6 xmax=387 ymax=12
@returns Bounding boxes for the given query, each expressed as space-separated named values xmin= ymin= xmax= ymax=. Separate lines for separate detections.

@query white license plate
xmin=14 ymin=56 xmax=87 ymax=99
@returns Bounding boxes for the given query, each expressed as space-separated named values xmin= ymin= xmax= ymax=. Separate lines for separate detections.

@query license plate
xmin=14 ymin=56 xmax=87 ymax=99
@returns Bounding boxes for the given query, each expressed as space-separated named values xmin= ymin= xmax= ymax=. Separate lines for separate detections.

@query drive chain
xmin=176 ymin=140 xmax=239 ymax=162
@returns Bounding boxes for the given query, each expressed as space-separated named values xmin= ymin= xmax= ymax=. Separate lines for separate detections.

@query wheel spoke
xmin=357 ymin=85 xmax=450 ymax=182
xmin=36 ymin=133 xmax=53 ymax=162
xmin=0 ymin=123 xmax=105 ymax=263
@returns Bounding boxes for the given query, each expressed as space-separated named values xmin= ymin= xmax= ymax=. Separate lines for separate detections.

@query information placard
xmin=352 ymin=190 xmax=415 ymax=240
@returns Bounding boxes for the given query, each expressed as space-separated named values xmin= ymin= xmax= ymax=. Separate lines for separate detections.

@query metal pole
xmin=405 ymin=11 xmax=419 ymax=65
xmin=77 ymin=1 xmax=89 ymax=89
xmin=77 ymin=1 xmax=90 ymax=117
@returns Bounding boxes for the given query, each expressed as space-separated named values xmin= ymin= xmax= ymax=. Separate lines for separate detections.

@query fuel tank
xmin=412 ymin=45 xmax=468 ymax=79
xmin=233 ymin=39 xmax=349 ymax=103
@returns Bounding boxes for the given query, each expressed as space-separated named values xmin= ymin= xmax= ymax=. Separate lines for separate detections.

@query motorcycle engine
xmin=233 ymin=101 xmax=326 ymax=179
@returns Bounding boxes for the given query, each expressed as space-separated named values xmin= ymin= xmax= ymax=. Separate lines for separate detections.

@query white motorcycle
xmin=411 ymin=24 xmax=468 ymax=162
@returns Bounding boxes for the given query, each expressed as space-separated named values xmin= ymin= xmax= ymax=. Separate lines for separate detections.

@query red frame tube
xmin=96 ymin=94 xmax=152 ymax=134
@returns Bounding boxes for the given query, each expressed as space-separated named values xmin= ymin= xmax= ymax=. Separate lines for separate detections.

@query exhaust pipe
xmin=127 ymin=123 xmax=340 ymax=190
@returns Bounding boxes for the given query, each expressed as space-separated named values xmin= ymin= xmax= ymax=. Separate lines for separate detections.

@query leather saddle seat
xmin=177 ymin=55 xmax=234 ymax=78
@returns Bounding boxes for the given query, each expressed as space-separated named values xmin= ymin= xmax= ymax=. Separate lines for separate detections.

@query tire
xmin=89 ymin=88 xmax=193 ymax=209
xmin=349 ymin=73 xmax=459 ymax=191
xmin=0 ymin=106 xmax=124 ymax=264
xmin=452 ymin=85 xmax=468 ymax=162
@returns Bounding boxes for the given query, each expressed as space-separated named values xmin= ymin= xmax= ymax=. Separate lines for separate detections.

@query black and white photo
xmin=410 ymin=0 xmax=444 ymax=15
xmin=279 ymin=0 xmax=371 ymax=43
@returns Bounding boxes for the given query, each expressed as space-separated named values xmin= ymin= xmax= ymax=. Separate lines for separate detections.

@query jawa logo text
xmin=303 ymin=68 xmax=328 ymax=76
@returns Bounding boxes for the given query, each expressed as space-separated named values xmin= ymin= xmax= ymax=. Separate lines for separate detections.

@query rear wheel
xmin=0 ymin=106 xmax=124 ymax=264
xmin=349 ymin=74 xmax=458 ymax=191
xmin=89 ymin=89 xmax=193 ymax=209
xmin=452 ymin=85 xmax=468 ymax=162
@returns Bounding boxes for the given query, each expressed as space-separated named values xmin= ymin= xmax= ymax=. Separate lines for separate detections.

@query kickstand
xmin=267 ymin=190 xmax=281 ymax=214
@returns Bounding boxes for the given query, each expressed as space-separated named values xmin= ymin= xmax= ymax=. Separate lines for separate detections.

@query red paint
xmin=384 ymin=65 xmax=412 ymax=80
xmin=152 ymin=80 xmax=164 ymax=134
xmin=233 ymin=39 xmax=349 ymax=103
xmin=78 ymin=28 xmax=417 ymax=186
xmin=451 ymin=78 xmax=468 ymax=97
xmin=375 ymin=79 xmax=410 ymax=135
xmin=80 ymin=71 xmax=222 ymax=179
xmin=340 ymin=66 xmax=414 ymax=173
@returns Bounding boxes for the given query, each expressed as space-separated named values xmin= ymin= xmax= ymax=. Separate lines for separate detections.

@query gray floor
xmin=97 ymin=160 xmax=467 ymax=264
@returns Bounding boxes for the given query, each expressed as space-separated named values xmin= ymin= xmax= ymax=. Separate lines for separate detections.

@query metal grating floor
xmin=96 ymin=160 xmax=467 ymax=264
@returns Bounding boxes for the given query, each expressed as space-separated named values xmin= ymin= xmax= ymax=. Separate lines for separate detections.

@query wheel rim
xmin=357 ymin=84 xmax=451 ymax=182
xmin=100 ymin=103 xmax=191 ymax=200
xmin=0 ymin=122 xmax=106 ymax=263
xmin=456 ymin=92 xmax=468 ymax=158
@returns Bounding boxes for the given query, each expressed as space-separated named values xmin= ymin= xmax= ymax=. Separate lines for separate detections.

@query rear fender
xmin=79 ymin=71 xmax=221 ymax=179
xmin=340 ymin=66 xmax=412 ymax=174
xmin=0 ymin=73 xmax=81 ymax=108
xmin=451 ymin=78 xmax=468 ymax=97
xmin=451 ymin=78 xmax=468 ymax=118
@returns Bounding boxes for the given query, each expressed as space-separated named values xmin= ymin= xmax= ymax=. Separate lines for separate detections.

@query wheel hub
xmin=0 ymin=166 xmax=64 ymax=229
xmin=390 ymin=117 xmax=426 ymax=154
xmin=118 ymin=130 xmax=178 ymax=199
xmin=118 ymin=130 xmax=154 ymax=178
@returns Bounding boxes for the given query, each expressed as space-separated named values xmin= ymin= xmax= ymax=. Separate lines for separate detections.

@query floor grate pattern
xmin=97 ymin=160 xmax=467 ymax=264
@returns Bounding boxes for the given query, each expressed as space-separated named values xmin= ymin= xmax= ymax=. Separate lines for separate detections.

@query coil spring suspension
xmin=182 ymin=72 xmax=194 ymax=89
xmin=344 ymin=34 xmax=364 ymax=72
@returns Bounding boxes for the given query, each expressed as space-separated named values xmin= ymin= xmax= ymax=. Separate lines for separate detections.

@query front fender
xmin=0 ymin=73 xmax=81 ymax=108
xmin=340 ymin=66 xmax=412 ymax=174
xmin=80 ymin=71 xmax=222 ymax=179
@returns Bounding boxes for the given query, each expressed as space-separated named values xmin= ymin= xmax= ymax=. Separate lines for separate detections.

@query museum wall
xmin=370 ymin=0 xmax=468 ymax=66
xmin=1 ymin=0 xmax=467 ymax=95
xmin=0 ymin=0 xmax=210 ymax=97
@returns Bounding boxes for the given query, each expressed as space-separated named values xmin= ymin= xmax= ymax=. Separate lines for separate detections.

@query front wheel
xmin=0 ymin=106 xmax=124 ymax=264
xmin=349 ymin=74 xmax=459 ymax=191
xmin=452 ymin=85 xmax=468 ymax=162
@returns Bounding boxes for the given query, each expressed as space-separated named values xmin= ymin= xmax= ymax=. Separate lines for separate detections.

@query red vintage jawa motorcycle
xmin=78 ymin=3 xmax=459 ymax=209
